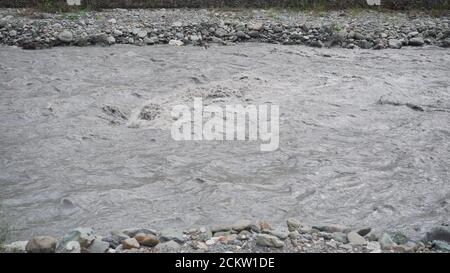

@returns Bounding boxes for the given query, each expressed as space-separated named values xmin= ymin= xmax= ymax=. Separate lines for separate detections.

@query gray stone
xmin=236 ymin=31 xmax=248 ymax=39
xmin=423 ymin=226 xmax=450 ymax=243
xmin=58 ymin=30 xmax=73 ymax=43
xmin=87 ymin=238 xmax=109 ymax=253
xmin=211 ymin=225 xmax=231 ymax=233
xmin=409 ymin=37 xmax=425 ymax=46
xmin=248 ymin=23 xmax=263 ymax=31
xmin=312 ymin=224 xmax=349 ymax=233
xmin=9 ymin=30 xmax=17 ymax=37
xmin=137 ymin=30 xmax=148 ymax=39
xmin=57 ymin=241 xmax=81 ymax=253
xmin=60 ymin=227 xmax=95 ymax=249
xmin=168 ymin=39 xmax=184 ymax=46
xmin=359 ymin=40 xmax=374 ymax=49
xmin=232 ymin=219 xmax=259 ymax=232
xmin=266 ymin=228 xmax=289 ymax=240
xmin=144 ymin=37 xmax=158 ymax=44
xmin=107 ymin=36 xmax=116 ymax=44
xmin=390 ymin=231 xmax=409 ymax=245
xmin=102 ymin=231 xmax=129 ymax=249
xmin=380 ymin=233 xmax=395 ymax=250
xmin=286 ymin=218 xmax=301 ymax=232
xmin=113 ymin=29 xmax=123 ymax=36
xmin=255 ymin=234 xmax=284 ymax=248
xmin=367 ymin=241 xmax=382 ymax=253
xmin=26 ymin=236 xmax=58 ymax=253
xmin=160 ymin=229 xmax=185 ymax=243
xmin=288 ymin=230 xmax=301 ymax=239
xmin=347 ymin=231 xmax=367 ymax=246
xmin=290 ymin=32 xmax=302 ymax=39
xmin=2 ymin=241 xmax=28 ymax=253
xmin=213 ymin=231 xmax=232 ymax=237
xmin=122 ymin=228 xmax=157 ymax=238
xmin=388 ymin=39 xmax=402 ymax=49
xmin=432 ymin=240 xmax=450 ymax=252
xmin=332 ymin=232 xmax=348 ymax=244
xmin=354 ymin=32 xmax=365 ymax=40
xmin=215 ymin=28 xmax=228 ymax=37
xmin=90 ymin=33 xmax=110 ymax=45
xmin=154 ymin=240 xmax=181 ymax=253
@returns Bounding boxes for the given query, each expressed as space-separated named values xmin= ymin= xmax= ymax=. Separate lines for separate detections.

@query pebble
xmin=134 ymin=233 xmax=160 ymax=247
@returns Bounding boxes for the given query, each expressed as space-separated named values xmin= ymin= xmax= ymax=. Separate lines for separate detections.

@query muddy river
xmin=0 ymin=44 xmax=449 ymax=241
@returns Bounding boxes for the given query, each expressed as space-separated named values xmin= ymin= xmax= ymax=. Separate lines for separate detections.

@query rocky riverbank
xmin=1 ymin=220 xmax=449 ymax=253
xmin=0 ymin=8 xmax=449 ymax=50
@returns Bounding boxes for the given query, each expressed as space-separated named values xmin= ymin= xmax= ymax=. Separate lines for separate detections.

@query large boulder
xmin=423 ymin=226 xmax=450 ymax=243
xmin=26 ymin=236 xmax=58 ymax=253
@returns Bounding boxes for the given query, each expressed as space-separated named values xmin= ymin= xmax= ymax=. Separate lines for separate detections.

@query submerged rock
xmin=423 ymin=226 xmax=450 ymax=243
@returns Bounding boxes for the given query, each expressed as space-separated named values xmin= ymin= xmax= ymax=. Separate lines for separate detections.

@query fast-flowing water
xmin=1 ymin=44 xmax=449 ymax=241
